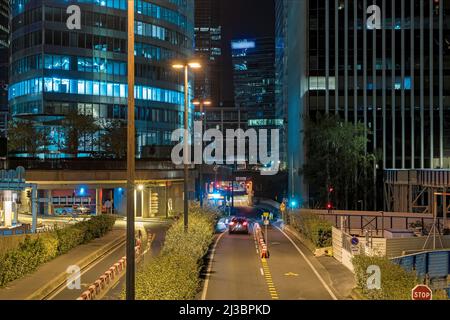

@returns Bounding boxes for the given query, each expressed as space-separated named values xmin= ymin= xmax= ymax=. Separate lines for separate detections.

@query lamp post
xmin=172 ymin=61 xmax=202 ymax=231
xmin=126 ymin=0 xmax=135 ymax=301
xmin=192 ymin=98 xmax=211 ymax=208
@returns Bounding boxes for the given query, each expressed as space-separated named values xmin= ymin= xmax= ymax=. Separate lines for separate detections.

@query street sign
xmin=411 ymin=285 xmax=432 ymax=300
xmin=263 ymin=212 xmax=270 ymax=218
xmin=351 ymin=237 xmax=359 ymax=246
xmin=264 ymin=219 xmax=270 ymax=226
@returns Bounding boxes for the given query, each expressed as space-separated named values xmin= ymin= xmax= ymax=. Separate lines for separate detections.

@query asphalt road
xmin=48 ymin=220 xmax=170 ymax=300
xmin=203 ymin=207 xmax=337 ymax=300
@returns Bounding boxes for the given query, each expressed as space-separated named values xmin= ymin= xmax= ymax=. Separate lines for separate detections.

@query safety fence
xmin=77 ymin=234 xmax=154 ymax=300
xmin=253 ymin=223 xmax=269 ymax=259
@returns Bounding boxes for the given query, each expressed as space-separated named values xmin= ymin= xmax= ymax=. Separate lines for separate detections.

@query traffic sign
xmin=263 ymin=212 xmax=270 ymax=218
xmin=411 ymin=285 xmax=432 ymax=300
xmin=351 ymin=237 xmax=359 ymax=246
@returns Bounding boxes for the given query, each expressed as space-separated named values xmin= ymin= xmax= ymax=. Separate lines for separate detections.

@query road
xmin=203 ymin=207 xmax=338 ymax=300
xmin=47 ymin=220 xmax=169 ymax=300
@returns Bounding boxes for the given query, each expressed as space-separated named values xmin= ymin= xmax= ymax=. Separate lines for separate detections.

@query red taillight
xmin=243 ymin=221 xmax=248 ymax=226
xmin=229 ymin=221 xmax=235 ymax=226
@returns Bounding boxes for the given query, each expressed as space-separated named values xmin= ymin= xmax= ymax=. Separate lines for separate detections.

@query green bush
xmin=130 ymin=205 xmax=216 ymax=300
xmin=0 ymin=235 xmax=58 ymax=286
xmin=135 ymin=254 xmax=200 ymax=300
xmin=352 ymin=255 xmax=418 ymax=300
xmin=290 ymin=213 xmax=332 ymax=248
xmin=55 ymin=215 xmax=116 ymax=254
xmin=0 ymin=214 xmax=116 ymax=287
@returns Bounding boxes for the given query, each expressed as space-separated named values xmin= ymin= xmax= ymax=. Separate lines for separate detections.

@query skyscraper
xmin=194 ymin=0 xmax=222 ymax=104
xmin=231 ymin=37 xmax=278 ymax=164
xmin=0 ymin=0 xmax=9 ymax=136
xmin=277 ymin=0 xmax=450 ymax=209
xmin=9 ymin=0 xmax=194 ymax=158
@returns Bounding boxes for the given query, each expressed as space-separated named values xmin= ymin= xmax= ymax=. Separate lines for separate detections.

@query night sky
xmin=219 ymin=0 xmax=275 ymax=104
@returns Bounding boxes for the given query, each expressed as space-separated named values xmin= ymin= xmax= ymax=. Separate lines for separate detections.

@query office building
xmin=9 ymin=0 xmax=194 ymax=158
xmin=194 ymin=0 xmax=222 ymax=104
xmin=277 ymin=0 xmax=450 ymax=210
xmin=0 ymin=0 xmax=9 ymax=136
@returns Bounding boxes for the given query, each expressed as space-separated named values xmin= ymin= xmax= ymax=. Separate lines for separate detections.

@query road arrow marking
xmin=284 ymin=272 xmax=299 ymax=277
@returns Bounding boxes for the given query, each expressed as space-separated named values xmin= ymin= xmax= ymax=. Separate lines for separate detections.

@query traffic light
xmin=327 ymin=203 xmax=333 ymax=210
xmin=328 ymin=186 xmax=334 ymax=193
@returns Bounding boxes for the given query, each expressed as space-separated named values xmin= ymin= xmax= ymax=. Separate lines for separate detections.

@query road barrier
xmin=77 ymin=235 xmax=146 ymax=300
xmin=253 ymin=223 xmax=269 ymax=259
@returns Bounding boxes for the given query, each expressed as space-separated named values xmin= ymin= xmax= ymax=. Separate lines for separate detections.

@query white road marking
xmin=260 ymin=268 xmax=264 ymax=276
xmin=200 ymin=231 xmax=226 ymax=301
xmin=275 ymin=226 xmax=338 ymax=300
xmin=45 ymin=241 xmax=124 ymax=300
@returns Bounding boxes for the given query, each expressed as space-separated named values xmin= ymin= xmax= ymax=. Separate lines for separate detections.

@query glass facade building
xmin=0 ymin=0 xmax=9 ymax=136
xmin=194 ymin=0 xmax=222 ymax=105
xmin=277 ymin=0 xmax=450 ymax=208
xmin=231 ymin=37 xmax=277 ymax=129
xmin=9 ymin=0 xmax=194 ymax=157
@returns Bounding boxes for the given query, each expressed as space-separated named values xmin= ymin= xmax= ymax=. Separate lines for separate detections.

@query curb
xmin=26 ymin=232 xmax=126 ymax=300
xmin=79 ymin=232 xmax=155 ymax=300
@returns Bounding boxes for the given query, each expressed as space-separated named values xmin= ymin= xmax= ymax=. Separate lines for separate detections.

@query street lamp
xmin=172 ymin=61 xmax=202 ymax=232
xmin=126 ymin=0 xmax=135 ymax=301
xmin=192 ymin=98 xmax=212 ymax=208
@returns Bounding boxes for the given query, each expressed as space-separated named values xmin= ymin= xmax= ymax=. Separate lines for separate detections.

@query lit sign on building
xmin=231 ymin=40 xmax=256 ymax=50
xmin=248 ymin=119 xmax=284 ymax=127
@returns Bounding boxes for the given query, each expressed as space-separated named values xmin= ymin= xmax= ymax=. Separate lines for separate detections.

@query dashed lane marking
xmin=261 ymin=258 xmax=279 ymax=300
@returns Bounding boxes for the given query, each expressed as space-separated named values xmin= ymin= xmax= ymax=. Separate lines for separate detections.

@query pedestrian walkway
xmin=0 ymin=228 xmax=125 ymax=300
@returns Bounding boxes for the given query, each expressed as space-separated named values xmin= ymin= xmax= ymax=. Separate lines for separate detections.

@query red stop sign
xmin=411 ymin=285 xmax=433 ymax=300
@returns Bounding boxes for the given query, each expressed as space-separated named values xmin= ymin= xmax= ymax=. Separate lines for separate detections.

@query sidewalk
xmin=0 ymin=228 xmax=125 ymax=300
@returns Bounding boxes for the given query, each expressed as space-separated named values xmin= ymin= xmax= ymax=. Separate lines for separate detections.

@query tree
xmin=302 ymin=115 xmax=379 ymax=210
xmin=7 ymin=120 xmax=52 ymax=157
xmin=61 ymin=111 xmax=99 ymax=157
xmin=98 ymin=119 xmax=127 ymax=159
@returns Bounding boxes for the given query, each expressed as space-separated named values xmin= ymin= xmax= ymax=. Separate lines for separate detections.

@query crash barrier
xmin=77 ymin=236 xmax=146 ymax=300
xmin=253 ymin=223 xmax=269 ymax=259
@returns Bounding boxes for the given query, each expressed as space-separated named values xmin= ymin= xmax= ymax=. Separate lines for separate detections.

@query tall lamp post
xmin=172 ymin=61 xmax=202 ymax=231
xmin=192 ymin=98 xmax=211 ymax=208
xmin=126 ymin=0 xmax=135 ymax=300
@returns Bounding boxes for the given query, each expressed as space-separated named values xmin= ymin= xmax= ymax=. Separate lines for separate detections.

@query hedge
xmin=290 ymin=213 xmax=332 ymax=248
xmin=353 ymin=255 xmax=418 ymax=300
xmin=0 ymin=215 xmax=116 ymax=287
xmin=130 ymin=204 xmax=217 ymax=300
xmin=353 ymin=255 xmax=449 ymax=300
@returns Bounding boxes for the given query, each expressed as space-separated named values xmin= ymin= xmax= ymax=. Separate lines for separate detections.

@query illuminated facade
xmin=0 ymin=0 xmax=8 ymax=136
xmin=231 ymin=38 xmax=277 ymax=131
xmin=277 ymin=0 xmax=450 ymax=209
xmin=194 ymin=0 xmax=222 ymax=104
xmin=9 ymin=0 xmax=194 ymax=157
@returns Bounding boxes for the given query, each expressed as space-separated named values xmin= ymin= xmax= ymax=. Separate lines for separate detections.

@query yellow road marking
xmin=260 ymin=258 xmax=279 ymax=300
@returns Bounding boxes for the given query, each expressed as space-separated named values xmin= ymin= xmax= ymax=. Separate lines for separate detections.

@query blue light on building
xmin=9 ymin=0 xmax=195 ymax=158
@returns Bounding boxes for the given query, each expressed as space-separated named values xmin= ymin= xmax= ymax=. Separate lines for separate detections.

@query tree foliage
xmin=61 ymin=111 xmax=99 ymax=157
xmin=303 ymin=115 xmax=378 ymax=209
xmin=7 ymin=120 xmax=51 ymax=156
xmin=98 ymin=119 xmax=127 ymax=159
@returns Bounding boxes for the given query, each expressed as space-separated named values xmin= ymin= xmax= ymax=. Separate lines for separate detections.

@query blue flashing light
xmin=290 ymin=200 xmax=297 ymax=208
